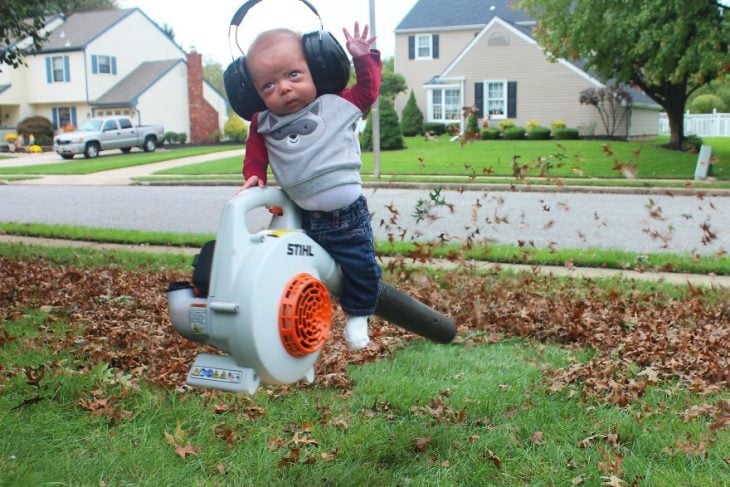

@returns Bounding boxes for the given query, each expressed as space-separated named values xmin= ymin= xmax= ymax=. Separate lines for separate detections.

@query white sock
xmin=344 ymin=315 xmax=370 ymax=350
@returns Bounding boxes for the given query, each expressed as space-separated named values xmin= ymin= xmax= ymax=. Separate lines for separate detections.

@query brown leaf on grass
xmin=413 ymin=436 xmax=432 ymax=452
xmin=529 ymin=431 xmax=545 ymax=445
xmin=175 ymin=443 xmax=200 ymax=459
xmin=483 ymin=449 xmax=502 ymax=468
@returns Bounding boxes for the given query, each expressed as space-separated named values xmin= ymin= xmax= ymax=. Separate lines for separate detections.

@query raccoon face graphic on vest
xmin=260 ymin=100 xmax=325 ymax=150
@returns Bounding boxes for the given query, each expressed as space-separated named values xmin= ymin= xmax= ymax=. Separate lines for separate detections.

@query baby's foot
xmin=344 ymin=316 xmax=370 ymax=350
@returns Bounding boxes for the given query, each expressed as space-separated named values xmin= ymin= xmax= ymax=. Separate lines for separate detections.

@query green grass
xmin=0 ymin=145 xmax=237 ymax=175
xmin=2 ymin=222 xmax=729 ymax=275
xmin=155 ymin=136 xmax=730 ymax=181
xmin=2 ymin=309 xmax=728 ymax=486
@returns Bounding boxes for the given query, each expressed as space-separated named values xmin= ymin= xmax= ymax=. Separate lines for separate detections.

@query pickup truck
xmin=53 ymin=116 xmax=164 ymax=159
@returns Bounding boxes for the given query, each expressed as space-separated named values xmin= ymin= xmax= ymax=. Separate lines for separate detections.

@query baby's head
xmin=247 ymin=29 xmax=317 ymax=115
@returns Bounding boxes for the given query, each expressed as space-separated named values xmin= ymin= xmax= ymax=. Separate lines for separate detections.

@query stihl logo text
xmin=287 ymin=243 xmax=314 ymax=256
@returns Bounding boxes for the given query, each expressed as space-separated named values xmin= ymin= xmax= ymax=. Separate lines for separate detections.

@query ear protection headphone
xmin=224 ymin=0 xmax=351 ymax=121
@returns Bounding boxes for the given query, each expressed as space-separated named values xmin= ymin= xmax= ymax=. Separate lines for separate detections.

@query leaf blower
xmin=167 ymin=187 xmax=456 ymax=394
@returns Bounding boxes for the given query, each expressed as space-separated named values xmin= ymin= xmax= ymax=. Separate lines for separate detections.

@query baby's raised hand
xmin=343 ymin=22 xmax=376 ymax=58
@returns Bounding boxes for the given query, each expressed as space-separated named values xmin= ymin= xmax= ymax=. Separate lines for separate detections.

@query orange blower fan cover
xmin=278 ymin=273 xmax=332 ymax=357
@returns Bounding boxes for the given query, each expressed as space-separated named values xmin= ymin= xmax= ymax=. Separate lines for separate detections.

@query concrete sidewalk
xmin=2 ymin=148 xmax=245 ymax=186
xmin=1 ymin=234 xmax=728 ymax=288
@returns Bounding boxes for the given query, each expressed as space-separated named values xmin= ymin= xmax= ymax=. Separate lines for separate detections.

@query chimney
xmin=187 ymin=50 xmax=219 ymax=143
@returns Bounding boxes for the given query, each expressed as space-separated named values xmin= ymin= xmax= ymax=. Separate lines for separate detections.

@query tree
xmin=579 ymin=86 xmax=632 ymax=137
xmin=519 ymin=0 xmax=729 ymax=149
xmin=203 ymin=61 xmax=225 ymax=100
xmin=1 ymin=0 xmax=118 ymax=69
xmin=361 ymin=98 xmax=403 ymax=151
xmin=1 ymin=1 xmax=59 ymax=68
xmin=379 ymin=57 xmax=407 ymax=101
xmin=400 ymin=90 xmax=424 ymax=136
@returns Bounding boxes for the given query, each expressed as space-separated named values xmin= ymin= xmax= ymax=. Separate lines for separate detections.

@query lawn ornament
xmin=167 ymin=187 xmax=456 ymax=394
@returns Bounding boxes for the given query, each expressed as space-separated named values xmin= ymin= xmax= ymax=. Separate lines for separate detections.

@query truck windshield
xmin=78 ymin=120 xmax=103 ymax=132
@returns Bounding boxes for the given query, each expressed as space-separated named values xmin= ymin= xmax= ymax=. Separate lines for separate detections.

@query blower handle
xmin=375 ymin=282 xmax=457 ymax=344
xmin=225 ymin=187 xmax=302 ymax=239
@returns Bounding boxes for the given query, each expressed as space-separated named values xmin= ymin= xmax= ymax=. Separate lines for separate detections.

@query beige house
xmin=393 ymin=0 xmax=660 ymax=138
xmin=0 ymin=8 xmax=227 ymax=144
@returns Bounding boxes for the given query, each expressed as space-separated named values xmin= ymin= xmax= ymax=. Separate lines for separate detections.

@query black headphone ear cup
xmin=224 ymin=56 xmax=266 ymax=121
xmin=302 ymin=31 xmax=351 ymax=96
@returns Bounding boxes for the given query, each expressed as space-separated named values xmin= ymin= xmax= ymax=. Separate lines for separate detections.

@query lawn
xmin=0 ymin=145 xmax=238 ymax=175
xmin=1 ymin=244 xmax=728 ymax=485
xmin=155 ymin=136 xmax=729 ymax=181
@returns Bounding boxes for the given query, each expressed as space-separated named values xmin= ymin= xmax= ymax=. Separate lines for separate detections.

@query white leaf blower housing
xmin=167 ymin=187 xmax=456 ymax=394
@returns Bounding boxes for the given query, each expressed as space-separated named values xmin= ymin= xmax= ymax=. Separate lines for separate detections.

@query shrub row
xmin=480 ymin=126 xmax=580 ymax=140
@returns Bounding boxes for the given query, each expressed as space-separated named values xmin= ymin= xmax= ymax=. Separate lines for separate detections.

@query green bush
xmin=163 ymin=131 xmax=178 ymax=144
xmin=503 ymin=126 xmax=526 ymax=140
xmin=527 ymin=126 xmax=551 ymax=140
xmin=223 ymin=114 xmax=248 ymax=143
xmin=361 ymin=98 xmax=404 ymax=151
xmin=17 ymin=116 xmax=54 ymax=143
xmin=690 ymin=94 xmax=726 ymax=114
xmin=177 ymin=132 xmax=187 ymax=144
xmin=684 ymin=135 xmax=704 ymax=152
xmin=498 ymin=120 xmax=515 ymax=131
xmin=550 ymin=119 xmax=567 ymax=132
xmin=446 ymin=123 xmax=461 ymax=135
xmin=553 ymin=127 xmax=580 ymax=140
xmin=480 ymin=128 xmax=501 ymax=140
xmin=423 ymin=122 xmax=447 ymax=135
xmin=400 ymin=90 xmax=424 ymax=136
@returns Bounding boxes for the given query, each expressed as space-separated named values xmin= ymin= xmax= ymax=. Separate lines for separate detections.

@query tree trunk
xmin=663 ymin=84 xmax=688 ymax=150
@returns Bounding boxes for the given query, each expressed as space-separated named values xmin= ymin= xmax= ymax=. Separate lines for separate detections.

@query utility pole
xmin=368 ymin=0 xmax=381 ymax=178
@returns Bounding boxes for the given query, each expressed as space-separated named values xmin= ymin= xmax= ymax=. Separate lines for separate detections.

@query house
xmin=0 ymin=8 xmax=227 ymax=144
xmin=393 ymin=0 xmax=660 ymax=138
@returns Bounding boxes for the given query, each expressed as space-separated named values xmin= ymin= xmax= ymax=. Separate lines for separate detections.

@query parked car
xmin=53 ymin=116 xmax=164 ymax=159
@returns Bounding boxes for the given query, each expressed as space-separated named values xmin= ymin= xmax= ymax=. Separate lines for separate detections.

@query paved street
xmin=0 ymin=184 xmax=727 ymax=255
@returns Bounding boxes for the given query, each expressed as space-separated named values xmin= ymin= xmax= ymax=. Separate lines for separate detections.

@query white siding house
xmin=0 ymin=8 xmax=227 ymax=144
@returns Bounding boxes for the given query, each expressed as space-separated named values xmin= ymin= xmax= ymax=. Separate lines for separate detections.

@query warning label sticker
xmin=189 ymin=304 xmax=208 ymax=334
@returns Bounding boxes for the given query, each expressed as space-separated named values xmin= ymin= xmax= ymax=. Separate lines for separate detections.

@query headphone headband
xmin=229 ymin=0 xmax=323 ymax=30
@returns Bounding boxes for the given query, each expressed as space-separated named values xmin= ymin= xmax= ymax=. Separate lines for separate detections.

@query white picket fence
xmin=659 ymin=110 xmax=730 ymax=137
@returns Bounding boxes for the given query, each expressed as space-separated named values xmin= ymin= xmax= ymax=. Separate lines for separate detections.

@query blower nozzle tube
xmin=374 ymin=282 xmax=457 ymax=344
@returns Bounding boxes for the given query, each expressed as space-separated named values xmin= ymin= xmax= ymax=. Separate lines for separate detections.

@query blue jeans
xmin=301 ymin=195 xmax=381 ymax=316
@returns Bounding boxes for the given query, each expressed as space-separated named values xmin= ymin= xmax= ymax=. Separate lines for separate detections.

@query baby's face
xmin=248 ymin=35 xmax=317 ymax=115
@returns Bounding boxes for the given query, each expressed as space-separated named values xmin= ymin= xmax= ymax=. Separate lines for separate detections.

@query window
xmin=486 ymin=81 xmax=507 ymax=118
xmin=46 ymin=55 xmax=69 ymax=83
xmin=92 ymin=55 xmax=117 ymax=75
xmin=52 ymin=106 xmax=77 ymax=129
xmin=429 ymin=87 xmax=461 ymax=122
xmin=98 ymin=55 xmax=111 ymax=74
xmin=102 ymin=120 xmax=118 ymax=131
xmin=52 ymin=56 xmax=66 ymax=82
xmin=416 ymin=34 xmax=432 ymax=59
xmin=408 ymin=34 xmax=439 ymax=60
xmin=119 ymin=118 xmax=132 ymax=129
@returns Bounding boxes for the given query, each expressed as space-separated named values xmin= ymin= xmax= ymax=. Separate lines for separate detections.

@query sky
xmin=116 ymin=0 xmax=419 ymax=67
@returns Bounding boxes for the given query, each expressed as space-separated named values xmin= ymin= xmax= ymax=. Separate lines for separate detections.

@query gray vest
xmin=257 ymin=95 xmax=363 ymax=201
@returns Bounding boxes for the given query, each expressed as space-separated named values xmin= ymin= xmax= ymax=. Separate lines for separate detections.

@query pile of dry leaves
xmin=1 ymin=256 xmax=728 ymax=405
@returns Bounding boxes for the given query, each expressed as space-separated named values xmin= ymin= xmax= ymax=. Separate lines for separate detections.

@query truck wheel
xmin=84 ymin=142 xmax=100 ymax=159
xmin=120 ymin=147 xmax=132 ymax=154
xmin=61 ymin=154 xmax=74 ymax=160
xmin=143 ymin=136 xmax=157 ymax=152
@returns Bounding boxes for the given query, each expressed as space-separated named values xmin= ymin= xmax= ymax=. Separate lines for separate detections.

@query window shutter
xmin=71 ymin=107 xmax=77 ymax=126
xmin=474 ymin=82 xmax=484 ymax=118
xmin=111 ymin=56 xmax=117 ymax=75
xmin=92 ymin=55 xmax=98 ymax=73
xmin=507 ymin=81 xmax=517 ymax=118
xmin=45 ymin=57 xmax=52 ymax=83
xmin=52 ymin=108 xmax=59 ymax=129
xmin=432 ymin=35 xmax=439 ymax=59
xmin=63 ymin=56 xmax=70 ymax=82
xmin=408 ymin=35 xmax=415 ymax=59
